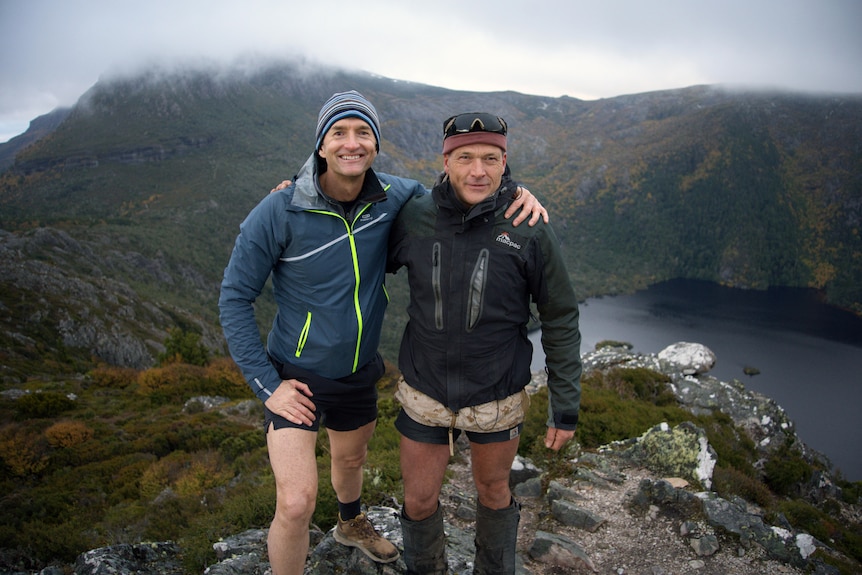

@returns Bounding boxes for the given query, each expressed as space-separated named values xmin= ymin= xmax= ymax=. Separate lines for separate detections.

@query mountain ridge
xmin=0 ymin=62 xmax=860 ymax=573
xmin=0 ymin=60 xmax=860 ymax=374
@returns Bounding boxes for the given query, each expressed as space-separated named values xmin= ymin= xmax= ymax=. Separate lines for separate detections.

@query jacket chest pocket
xmin=432 ymin=242 xmax=443 ymax=330
xmin=429 ymin=242 xmax=489 ymax=332
xmin=466 ymin=248 xmax=489 ymax=332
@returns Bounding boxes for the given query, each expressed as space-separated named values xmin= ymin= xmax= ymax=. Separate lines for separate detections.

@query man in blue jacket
xmin=388 ymin=112 xmax=582 ymax=574
xmin=219 ymin=92 xmax=546 ymax=575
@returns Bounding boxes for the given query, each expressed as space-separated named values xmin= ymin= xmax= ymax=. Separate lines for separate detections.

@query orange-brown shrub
xmin=139 ymin=450 xmax=232 ymax=500
xmin=203 ymin=357 xmax=253 ymax=399
xmin=44 ymin=421 xmax=95 ymax=448
xmin=89 ymin=365 xmax=140 ymax=388
xmin=0 ymin=428 xmax=49 ymax=476
xmin=136 ymin=359 xmax=254 ymax=404
xmin=173 ymin=451 xmax=233 ymax=497
xmin=136 ymin=363 xmax=207 ymax=404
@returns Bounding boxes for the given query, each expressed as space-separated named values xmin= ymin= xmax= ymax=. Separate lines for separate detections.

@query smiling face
xmin=317 ymin=117 xmax=378 ymax=182
xmin=443 ymin=143 xmax=507 ymax=207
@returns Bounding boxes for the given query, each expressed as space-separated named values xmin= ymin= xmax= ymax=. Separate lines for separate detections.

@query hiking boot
xmin=334 ymin=512 xmax=400 ymax=563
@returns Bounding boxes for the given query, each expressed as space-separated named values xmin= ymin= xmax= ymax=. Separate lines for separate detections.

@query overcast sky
xmin=1 ymin=0 xmax=861 ymax=143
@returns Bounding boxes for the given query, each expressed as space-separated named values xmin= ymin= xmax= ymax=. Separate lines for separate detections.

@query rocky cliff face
xmin=63 ymin=343 xmax=857 ymax=575
xmin=0 ymin=227 xmax=224 ymax=381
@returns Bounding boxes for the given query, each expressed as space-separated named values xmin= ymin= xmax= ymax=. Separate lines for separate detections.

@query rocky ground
xmin=439 ymin=442 xmax=806 ymax=575
xmin=70 ymin=343 xmax=857 ymax=575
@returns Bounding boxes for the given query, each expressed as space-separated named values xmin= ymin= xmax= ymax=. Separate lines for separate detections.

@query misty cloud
xmin=1 ymin=0 xmax=861 ymax=143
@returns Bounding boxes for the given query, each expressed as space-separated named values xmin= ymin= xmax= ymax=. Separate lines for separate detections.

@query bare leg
xmin=326 ymin=420 xmax=376 ymax=506
xmin=400 ymin=435 xmax=451 ymax=520
xmin=399 ymin=434 xmax=451 ymax=574
xmin=470 ymin=436 xmax=520 ymax=509
xmin=266 ymin=425 xmax=319 ymax=575
xmin=470 ymin=436 xmax=521 ymax=575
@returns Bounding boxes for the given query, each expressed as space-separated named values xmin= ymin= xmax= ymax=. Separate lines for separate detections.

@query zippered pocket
xmin=295 ymin=311 xmax=312 ymax=357
xmin=432 ymin=242 xmax=443 ymax=330
xmin=466 ymin=249 xmax=489 ymax=332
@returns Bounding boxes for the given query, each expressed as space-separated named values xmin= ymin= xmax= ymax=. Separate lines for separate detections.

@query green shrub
xmin=577 ymin=388 xmax=688 ymax=448
xmin=713 ymin=466 xmax=773 ymax=508
xmin=18 ymin=516 xmax=93 ymax=563
xmin=764 ymin=447 xmax=813 ymax=497
xmin=15 ymin=391 xmax=75 ymax=419
xmin=778 ymin=499 xmax=838 ymax=547
xmin=612 ymin=367 xmax=676 ymax=405
xmin=143 ymin=494 xmax=194 ymax=541
xmin=180 ymin=476 xmax=276 ymax=573
xmin=516 ymin=388 xmax=578 ymax=477
xmin=219 ymin=430 xmax=266 ymax=463
xmin=837 ymin=479 xmax=862 ymax=505
xmin=694 ymin=411 xmax=757 ymax=475
xmin=519 ymin=386 xmax=550 ymax=462
xmin=107 ymin=454 xmax=157 ymax=504
xmin=158 ymin=327 xmax=210 ymax=366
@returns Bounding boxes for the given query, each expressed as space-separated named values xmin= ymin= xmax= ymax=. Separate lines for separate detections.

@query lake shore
xmin=529 ymin=279 xmax=862 ymax=481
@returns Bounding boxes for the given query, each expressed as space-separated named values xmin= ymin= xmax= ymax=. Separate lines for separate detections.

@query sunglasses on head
xmin=443 ymin=113 xmax=508 ymax=138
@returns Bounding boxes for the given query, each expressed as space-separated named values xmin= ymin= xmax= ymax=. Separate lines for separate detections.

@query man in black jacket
xmin=388 ymin=112 xmax=582 ymax=574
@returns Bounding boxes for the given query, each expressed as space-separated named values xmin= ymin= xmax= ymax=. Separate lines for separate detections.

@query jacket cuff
xmin=252 ymin=372 xmax=281 ymax=404
xmin=552 ymin=411 xmax=579 ymax=431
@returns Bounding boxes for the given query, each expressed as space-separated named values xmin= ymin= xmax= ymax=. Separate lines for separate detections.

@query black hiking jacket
xmin=388 ymin=172 xmax=582 ymax=429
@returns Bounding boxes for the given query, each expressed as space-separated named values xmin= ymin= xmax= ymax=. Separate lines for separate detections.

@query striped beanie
xmin=315 ymin=90 xmax=381 ymax=152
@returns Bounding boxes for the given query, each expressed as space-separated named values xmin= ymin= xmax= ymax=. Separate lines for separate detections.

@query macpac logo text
xmin=495 ymin=232 xmax=522 ymax=250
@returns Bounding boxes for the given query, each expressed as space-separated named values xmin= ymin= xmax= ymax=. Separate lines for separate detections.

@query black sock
xmin=338 ymin=497 xmax=362 ymax=521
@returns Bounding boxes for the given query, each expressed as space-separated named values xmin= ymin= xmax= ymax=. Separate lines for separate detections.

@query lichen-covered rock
xmin=74 ymin=542 xmax=182 ymax=575
xmin=611 ymin=421 xmax=717 ymax=489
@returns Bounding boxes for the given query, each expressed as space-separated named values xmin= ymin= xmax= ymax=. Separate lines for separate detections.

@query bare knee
xmin=475 ymin=478 xmax=512 ymax=510
xmin=332 ymin=447 xmax=368 ymax=472
xmin=404 ymin=491 xmax=440 ymax=521
xmin=273 ymin=487 xmax=316 ymax=525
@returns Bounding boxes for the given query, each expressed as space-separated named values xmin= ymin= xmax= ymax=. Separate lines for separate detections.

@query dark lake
xmin=530 ymin=278 xmax=862 ymax=481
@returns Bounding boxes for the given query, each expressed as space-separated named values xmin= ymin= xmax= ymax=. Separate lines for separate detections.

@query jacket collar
xmin=288 ymin=154 xmax=388 ymax=211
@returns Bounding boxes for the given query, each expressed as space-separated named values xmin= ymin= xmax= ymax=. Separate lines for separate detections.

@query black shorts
xmin=395 ymin=409 xmax=522 ymax=445
xmin=264 ymin=353 xmax=383 ymax=433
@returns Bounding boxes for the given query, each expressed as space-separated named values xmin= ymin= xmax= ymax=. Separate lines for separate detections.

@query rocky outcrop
xmin=583 ymin=342 xmax=822 ymax=467
xmin=9 ymin=136 xmax=216 ymax=176
xmin=657 ymin=341 xmax=716 ymax=375
xmin=0 ymin=227 xmax=223 ymax=379
xmin=64 ymin=342 xmax=857 ymax=575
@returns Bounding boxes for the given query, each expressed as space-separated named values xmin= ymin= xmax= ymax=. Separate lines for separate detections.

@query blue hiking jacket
xmin=219 ymin=154 xmax=426 ymax=402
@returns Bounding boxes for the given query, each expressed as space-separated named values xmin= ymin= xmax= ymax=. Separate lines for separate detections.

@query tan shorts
xmin=395 ymin=379 xmax=530 ymax=434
